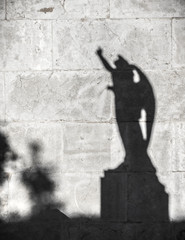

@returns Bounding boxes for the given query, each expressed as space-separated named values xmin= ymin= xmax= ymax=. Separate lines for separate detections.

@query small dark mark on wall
xmin=38 ymin=7 xmax=54 ymax=14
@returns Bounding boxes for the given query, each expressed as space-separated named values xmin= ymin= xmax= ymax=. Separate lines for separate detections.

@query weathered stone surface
xmin=53 ymin=172 xmax=101 ymax=217
xmin=172 ymin=122 xmax=185 ymax=171
xmin=5 ymin=71 xmax=112 ymax=121
xmin=62 ymin=123 xmax=111 ymax=173
xmin=0 ymin=0 xmax=183 ymax=232
xmin=167 ymin=172 xmax=185 ymax=221
xmin=110 ymin=123 xmax=125 ymax=169
xmin=3 ymin=122 xmax=63 ymax=170
xmin=145 ymin=70 xmax=185 ymax=122
xmin=172 ymin=19 xmax=185 ymax=68
xmin=157 ymin=171 xmax=185 ymax=221
xmin=0 ymin=0 xmax=5 ymax=19
xmin=110 ymin=0 xmax=185 ymax=18
xmin=53 ymin=19 xmax=171 ymax=70
xmin=0 ymin=21 xmax=52 ymax=71
xmin=170 ymin=192 xmax=185 ymax=222
xmin=7 ymin=0 xmax=109 ymax=19
xmin=0 ymin=178 xmax=9 ymax=220
xmin=8 ymin=172 xmax=32 ymax=218
xmin=0 ymin=73 xmax=5 ymax=120
xmin=149 ymin=122 xmax=173 ymax=172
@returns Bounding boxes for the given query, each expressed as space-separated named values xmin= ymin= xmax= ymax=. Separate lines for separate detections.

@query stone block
xmin=110 ymin=123 xmax=125 ymax=169
xmin=157 ymin=172 xmax=174 ymax=195
xmin=54 ymin=172 xmax=102 ymax=217
xmin=170 ymin=193 xmax=185 ymax=222
xmin=167 ymin=172 xmax=185 ymax=221
xmin=8 ymin=172 xmax=32 ymax=218
xmin=5 ymin=71 xmax=112 ymax=121
xmin=155 ymin=172 xmax=185 ymax=221
xmin=53 ymin=19 xmax=171 ymax=70
xmin=149 ymin=121 xmax=173 ymax=172
xmin=110 ymin=0 xmax=185 ymax=18
xmin=62 ymin=123 xmax=111 ymax=173
xmin=172 ymin=122 xmax=185 ymax=171
xmin=0 ymin=73 xmax=5 ymax=120
xmin=3 ymin=122 xmax=63 ymax=171
xmin=7 ymin=0 xmax=109 ymax=19
xmin=140 ymin=70 xmax=185 ymax=122
xmin=0 ymin=177 xmax=9 ymax=220
xmin=0 ymin=0 xmax=5 ymax=19
xmin=0 ymin=20 xmax=52 ymax=71
xmin=173 ymin=19 xmax=185 ymax=68
xmin=6 ymin=171 xmax=67 ymax=221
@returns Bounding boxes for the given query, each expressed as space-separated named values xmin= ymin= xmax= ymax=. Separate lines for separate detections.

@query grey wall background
xmin=0 ymin=0 xmax=185 ymax=221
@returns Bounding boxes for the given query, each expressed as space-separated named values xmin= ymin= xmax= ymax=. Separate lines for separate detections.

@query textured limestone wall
xmin=0 ymin=0 xmax=185 ymax=222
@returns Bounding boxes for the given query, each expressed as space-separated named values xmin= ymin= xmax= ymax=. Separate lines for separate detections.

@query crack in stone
xmin=103 ymin=24 xmax=124 ymax=48
xmin=60 ymin=0 xmax=66 ymax=12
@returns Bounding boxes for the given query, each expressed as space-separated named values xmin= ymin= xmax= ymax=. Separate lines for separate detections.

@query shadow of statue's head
xmin=114 ymin=55 xmax=133 ymax=71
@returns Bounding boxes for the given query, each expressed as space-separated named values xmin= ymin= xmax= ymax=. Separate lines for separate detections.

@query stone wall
xmin=0 ymin=0 xmax=185 ymax=225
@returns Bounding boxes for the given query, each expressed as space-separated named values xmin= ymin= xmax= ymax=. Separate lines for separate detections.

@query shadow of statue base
xmin=101 ymin=154 xmax=169 ymax=223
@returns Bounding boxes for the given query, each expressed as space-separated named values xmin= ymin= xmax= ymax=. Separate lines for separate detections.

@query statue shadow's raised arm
xmin=96 ymin=48 xmax=114 ymax=72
